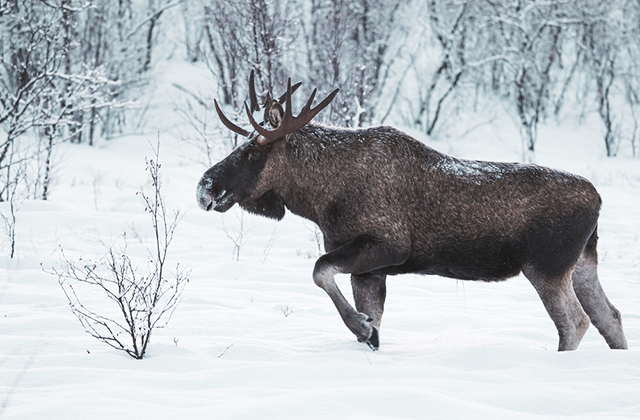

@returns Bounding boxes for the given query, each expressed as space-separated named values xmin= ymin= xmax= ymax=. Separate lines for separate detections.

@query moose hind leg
xmin=572 ymin=252 xmax=628 ymax=349
xmin=524 ymin=267 xmax=590 ymax=351
xmin=351 ymin=274 xmax=387 ymax=348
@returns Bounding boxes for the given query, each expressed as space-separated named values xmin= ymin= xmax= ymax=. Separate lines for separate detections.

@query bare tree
xmin=414 ymin=0 xmax=468 ymax=136
xmin=624 ymin=1 xmax=640 ymax=157
xmin=471 ymin=1 xmax=566 ymax=160
xmin=0 ymin=1 xmax=62 ymax=183
xmin=140 ymin=0 xmax=182 ymax=72
xmin=73 ymin=0 xmax=151 ymax=143
xmin=625 ymin=71 xmax=639 ymax=157
xmin=0 ymin=141 xmax=27 ymax=258
xmin=37 ymin=68 xmax=120 ymax=198
xmin=306 ymin=0 xmax=407 ymax=127
xmin=1 ymin=0 xmax=134 ymax=210
xmin=576 ymin=0 xmax=640 ymax=157
xmin=202 ymin=0 xmax=294 ymax=104
xmin=419 ymin=0 xmax=640 ymax=158
xmin=180 ymin=0 xmax=205 ymax=63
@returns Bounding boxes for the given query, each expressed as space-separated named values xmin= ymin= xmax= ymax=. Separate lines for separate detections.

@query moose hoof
xmin=353 ymin=312 xmax=376 ymax=346
xmin=366 ymin=327 xmax=379 ymax=351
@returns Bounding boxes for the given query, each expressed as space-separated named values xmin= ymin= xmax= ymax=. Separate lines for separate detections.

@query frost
xmin=429 ymin=157 xmax=506 ymax=184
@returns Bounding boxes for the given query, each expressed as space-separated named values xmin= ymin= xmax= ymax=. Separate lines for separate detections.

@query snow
xmin=432 ymin=157 xmax=507 ymax=185
xmin=2 ymin=59 xmax=640 ymax=419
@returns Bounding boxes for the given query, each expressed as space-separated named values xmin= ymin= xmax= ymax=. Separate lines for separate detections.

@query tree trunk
xmin=42 ymin=130 xmax=55 ymax=201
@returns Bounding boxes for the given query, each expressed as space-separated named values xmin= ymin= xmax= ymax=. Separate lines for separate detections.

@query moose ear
xmin=268 ymin=103 xmax=284 ymax=128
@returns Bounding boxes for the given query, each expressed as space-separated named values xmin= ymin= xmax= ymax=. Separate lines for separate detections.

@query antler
xmin=214 ymin=71 xmax=337 ymax=143
xmin=245 ymin=78 xmax=339 ymax=146
xmin=214 ymin=99 xmax=251 ymax=137
xmin=213 ymin=70 xmax=269 ymax=137
xmin=250 ymin=69 xmax=302 ymax=112
xmin=277 ymin=81 xmax=302 ymax=104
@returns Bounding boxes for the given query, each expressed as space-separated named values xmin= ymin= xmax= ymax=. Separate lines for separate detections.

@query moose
xmin=197 ymin=72 xmax=628 ymax=352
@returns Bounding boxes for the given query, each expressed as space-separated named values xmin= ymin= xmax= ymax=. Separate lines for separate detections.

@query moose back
xmin=197 ymin=73 xmax=627 ymax=351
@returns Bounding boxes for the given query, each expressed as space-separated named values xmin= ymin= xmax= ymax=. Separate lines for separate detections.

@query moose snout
xmin=198 ymin=192 xmax=213 ymax=211
xmin=196 ymin=178 xmax=215 ymax=211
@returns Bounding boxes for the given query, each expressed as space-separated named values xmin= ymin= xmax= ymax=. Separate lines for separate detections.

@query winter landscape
xmin=2 ymin=1 xmax=640 ymax=419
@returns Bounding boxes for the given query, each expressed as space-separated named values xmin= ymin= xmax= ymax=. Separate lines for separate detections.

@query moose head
xmin=197 ymin=71 xmax=338 ymax=219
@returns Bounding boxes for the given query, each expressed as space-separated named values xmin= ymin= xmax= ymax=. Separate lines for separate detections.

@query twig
xmin=217 ymin=344 xmax=234 ymax=358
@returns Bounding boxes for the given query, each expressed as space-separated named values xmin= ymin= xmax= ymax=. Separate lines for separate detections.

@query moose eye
xmin=248 ymin=149 xmax=262 ymax=161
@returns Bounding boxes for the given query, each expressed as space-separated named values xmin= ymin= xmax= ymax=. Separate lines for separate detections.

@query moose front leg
xmin=312 ymin=235 xmax=408 ymax=350
xmin=351 ymin=273 xmax=387 ymax=332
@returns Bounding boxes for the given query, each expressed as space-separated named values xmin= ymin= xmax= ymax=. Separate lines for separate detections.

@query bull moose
xmin=196 ymin=72 xmax=628 ymax=351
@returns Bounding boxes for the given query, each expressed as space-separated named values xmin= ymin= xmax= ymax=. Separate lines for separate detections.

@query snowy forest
xmin=2 ymin=0 xmax=640 ymax=209
xmin=1 ymin=1 xmax=640 ymax=419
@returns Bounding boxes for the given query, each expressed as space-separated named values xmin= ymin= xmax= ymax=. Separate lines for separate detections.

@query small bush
xmin=51 ymin=143 xmax=188 ymax=359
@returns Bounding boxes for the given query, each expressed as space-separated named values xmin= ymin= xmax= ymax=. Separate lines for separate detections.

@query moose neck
xmin=271 ymin=124 xmax=347 ymax=226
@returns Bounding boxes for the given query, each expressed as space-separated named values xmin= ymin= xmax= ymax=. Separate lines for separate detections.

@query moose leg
xmin=313 ymin=236 xmax=408 ymax=350
xmin=351 ymin=273 xmax=387 ymax=332
xmin=571 ymin=251 xmax=628 ymax=349
xmin=523 ymin=266 xmax=590 ymax=351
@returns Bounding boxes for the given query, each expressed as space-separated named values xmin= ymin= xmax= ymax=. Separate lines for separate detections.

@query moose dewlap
xmin=196 ymin=71 xmax=628 ymax=352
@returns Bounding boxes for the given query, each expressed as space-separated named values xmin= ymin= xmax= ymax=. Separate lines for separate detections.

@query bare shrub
xmin=222 ymin=209 xmax=251 ymax=261
xmin=280 ymin=304 xmax=294 ymax=317
xmin=0 ymin=142 xmax=27 ymax=258
xmin=50 ymin=143 xmax=188 ymax=359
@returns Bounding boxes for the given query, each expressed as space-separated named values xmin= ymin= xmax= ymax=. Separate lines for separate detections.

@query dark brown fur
xmin=197 ymin=121 xmax=628 ymax=351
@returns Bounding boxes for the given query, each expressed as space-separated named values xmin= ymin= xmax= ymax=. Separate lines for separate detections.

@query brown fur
xmin=198 ymin=119 xmax=627 ymax=351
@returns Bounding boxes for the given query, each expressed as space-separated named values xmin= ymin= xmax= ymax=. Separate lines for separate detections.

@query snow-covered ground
xmin=1 ymin=59 xmax=639 ymax=419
